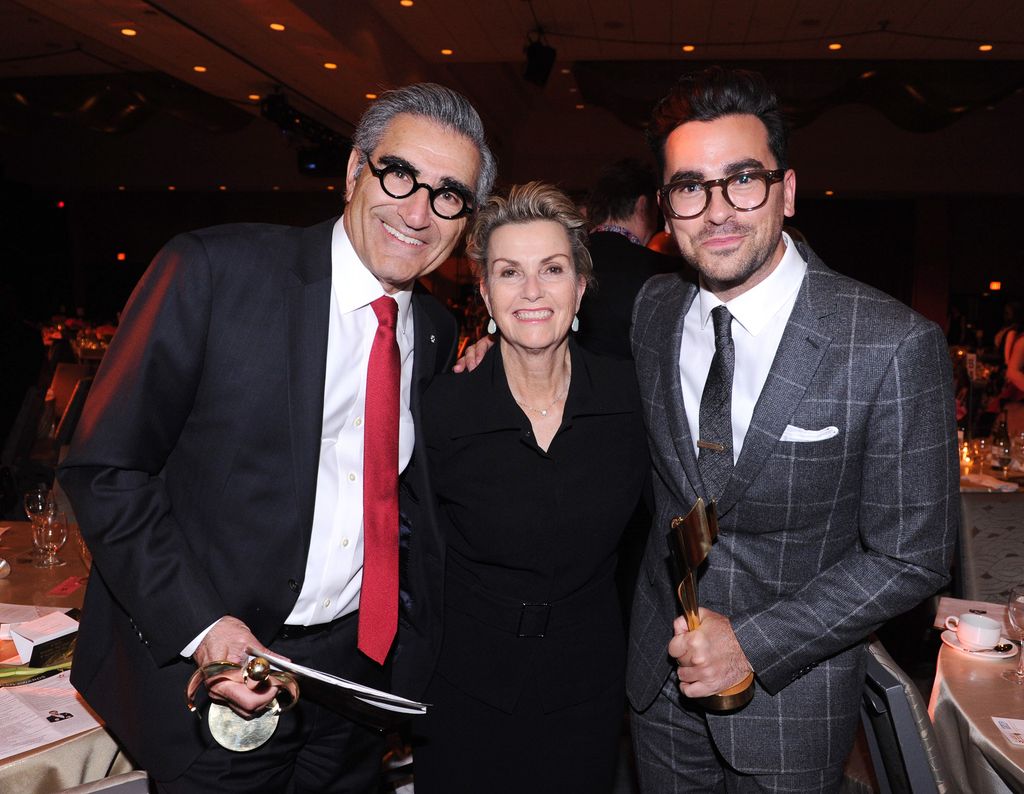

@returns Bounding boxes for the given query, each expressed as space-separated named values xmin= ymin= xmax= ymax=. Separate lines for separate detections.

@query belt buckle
xmin=516 ymin=602 xmax=551 ymax=638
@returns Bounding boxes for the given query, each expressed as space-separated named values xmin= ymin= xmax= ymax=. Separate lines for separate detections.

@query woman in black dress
xmin=412 ymin=182 xmax=649 ymax=793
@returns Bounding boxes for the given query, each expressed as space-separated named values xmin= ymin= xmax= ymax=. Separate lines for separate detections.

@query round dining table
xmin=929 ymin=640 xmax=1024 ymax=793
xmin=0 ymin=521 xmax=135 ymax=794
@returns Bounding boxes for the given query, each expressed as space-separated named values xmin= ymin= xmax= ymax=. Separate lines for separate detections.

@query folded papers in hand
xmin=10 ymin=611 xmax=78 ymax=668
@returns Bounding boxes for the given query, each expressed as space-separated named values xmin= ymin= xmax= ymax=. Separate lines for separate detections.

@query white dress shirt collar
xmin=331 ymin=217 xmax=413 ymax=334
xmin=696 ymin=232 xmax=807 ymax=337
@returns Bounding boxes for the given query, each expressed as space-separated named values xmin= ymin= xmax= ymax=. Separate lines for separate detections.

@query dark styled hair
xmin=466 ymin=181 xmax=594 ymax=289
xmin=647 ymin=66 xmax=788 ymax=179
xmin=586 ymin=158 xmax=658 ymax=226
xmin=352 ymin=82 xmax=497 ymax=202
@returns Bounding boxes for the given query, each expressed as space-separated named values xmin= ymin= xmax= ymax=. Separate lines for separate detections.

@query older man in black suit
xmin=628 ymin=67 xmax=958 ymax=792
xmin=59 ymin=83 xmax=495 ymax=793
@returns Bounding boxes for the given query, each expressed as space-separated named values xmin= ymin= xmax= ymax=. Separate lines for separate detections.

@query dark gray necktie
xmin=697 ymin=305 xmax=735 ymax=501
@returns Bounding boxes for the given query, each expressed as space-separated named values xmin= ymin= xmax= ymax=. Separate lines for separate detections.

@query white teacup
xmin=945 ymin=613 xmax=1002 ymax=650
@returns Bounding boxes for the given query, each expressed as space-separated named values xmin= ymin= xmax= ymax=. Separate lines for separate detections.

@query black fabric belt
xmin=276 ymin=611 xmax=356 ymax=641
xmin=444 ymin=565 xmax=614 ymax=639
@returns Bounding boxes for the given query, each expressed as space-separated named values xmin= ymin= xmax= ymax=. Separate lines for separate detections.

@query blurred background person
xmin=576 ymin=158 xmax=685 ymax=360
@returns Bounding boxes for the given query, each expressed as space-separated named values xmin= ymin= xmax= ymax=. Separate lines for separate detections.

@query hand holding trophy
xmin=669 ymin=498 xmax=755 ymax=711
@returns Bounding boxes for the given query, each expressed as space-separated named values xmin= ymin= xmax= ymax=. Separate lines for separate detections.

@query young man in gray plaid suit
xmin=628 ymin=66 xmax=958 ymax=792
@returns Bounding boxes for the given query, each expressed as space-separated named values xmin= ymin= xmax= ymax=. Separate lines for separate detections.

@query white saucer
xmin=941 ymin=630 xmax=1019 ymax=659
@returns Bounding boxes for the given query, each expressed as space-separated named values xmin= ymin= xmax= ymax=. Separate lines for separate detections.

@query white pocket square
xmin=779 ymin=425 xmax=839 ymax=443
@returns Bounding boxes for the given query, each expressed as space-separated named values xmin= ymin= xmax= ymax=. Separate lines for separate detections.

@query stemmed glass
xmin=1002 ymin=585 xmax=1024 ymax=684
xmin=33 ymin=510 xmax=68 ymax=568
xmin=20 ymin=487 xmax=53 ymax=563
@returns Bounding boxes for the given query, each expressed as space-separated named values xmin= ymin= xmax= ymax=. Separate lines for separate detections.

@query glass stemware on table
xmin=1003 ymin=585 xmax=1024 ymax=685
xmin=34 ymin=510 xmax=68 ymax=567
xmin=19 ymin=486 xmax=53 ymax=563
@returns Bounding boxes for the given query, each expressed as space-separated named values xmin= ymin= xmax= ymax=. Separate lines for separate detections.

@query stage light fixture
xmin=524 ymin=30 xmax=556 ymax=86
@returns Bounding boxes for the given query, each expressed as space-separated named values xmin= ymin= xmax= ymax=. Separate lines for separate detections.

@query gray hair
xmin=352 ymin=82 xmax=497 ymax=203
xmin=466 ymin=181 xmax=595 ymax=289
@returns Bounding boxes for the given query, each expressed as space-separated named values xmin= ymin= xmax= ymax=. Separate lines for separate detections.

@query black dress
xmin=412 ymin=341 xmax=649 ymax=794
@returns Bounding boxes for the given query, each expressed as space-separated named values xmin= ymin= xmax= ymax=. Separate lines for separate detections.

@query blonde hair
xmin=466 ymin=181 xmax=594 ymax=288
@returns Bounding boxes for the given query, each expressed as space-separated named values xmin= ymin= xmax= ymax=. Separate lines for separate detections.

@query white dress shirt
xmin=182 ymin=217 xmax=415 ymax=656
xmin=679 ymin=233 xmax=807 ymax=463
xmin=285 ymin=217 xmax=416 ymax=625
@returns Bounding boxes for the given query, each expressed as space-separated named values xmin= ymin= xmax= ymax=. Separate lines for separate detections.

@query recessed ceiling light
xmin=978 ymin=43 xmax=993 ymax=52
xmin=681 ymin=44 xmax=695 ymax=53
xmin=120 ymin=28 xmax=137 ymax=37
xmin=218 ymin=185 xmax=227 ymax=191
xmin=440 ymin=48 xmax=453 ymax=56
xmin=400 ymin=0 xmax=414 ymax=6
xmin=575 ymin=104 xmax=585 ymax=110
xmin=569 ymin=87 xmax=577 ymax=93
xmin=193 ymin=65 xmax=207 ymax=73
xmin=365 ymin=92 xmax=378 ymax=99
xmin=269 ymin=23 xmax=285 ymax=31
xmin=827 ymin=42 xmax=842 ymax=51
xmin=560 ymin=68 xmax=570 ymax=74
xmin=248 ymin=93 xmax=260 ymax=101
xmin=117 ymin=185 xmax=126 ymax=191
xmin=116 ymin=252 xmax=126 ymax=261
xmin=323 ymin=62 xmax=338 ymax=70
xmin=272 ymin=185 xmax=280 ymax=191
xmin=327 ymin=185 xmax=336 ymax=191
xmin=168 ymin=185 xmax=176 ymax=191
xmin=825 ymin=190 xmax=834 ymax=196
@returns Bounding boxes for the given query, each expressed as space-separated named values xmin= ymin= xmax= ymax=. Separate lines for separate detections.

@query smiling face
xmin=343 ymin=113 xmax=481 ymax=294
xmin=661 ymin=113 xmax=796 ymax=301
xmin=480 ymin=219 xmax=586 ymax=354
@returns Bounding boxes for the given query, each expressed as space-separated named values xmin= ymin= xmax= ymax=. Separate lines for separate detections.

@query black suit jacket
xmin=576 ymin=231 xmax=683 ymax=359
xmin=58 ymin=217 xmax=456 ymax=780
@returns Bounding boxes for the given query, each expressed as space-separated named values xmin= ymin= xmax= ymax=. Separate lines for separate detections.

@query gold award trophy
xmin=669 ymin=498 xmax=755 ymax=711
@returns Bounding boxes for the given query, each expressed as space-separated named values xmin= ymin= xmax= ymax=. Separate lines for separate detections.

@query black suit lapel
xmin=286 ymin=219 xmax=334 ymax=541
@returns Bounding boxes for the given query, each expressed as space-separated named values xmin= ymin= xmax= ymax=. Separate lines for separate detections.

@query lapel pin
xmin=429 ymin=334 xmax=436 ymax=343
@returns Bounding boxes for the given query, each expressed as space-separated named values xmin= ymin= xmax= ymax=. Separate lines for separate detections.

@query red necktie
xmin=358 ymin=296 xmax=400 ymax=664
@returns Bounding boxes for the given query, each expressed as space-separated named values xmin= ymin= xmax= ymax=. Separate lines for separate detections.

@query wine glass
xmin=1002 ymin=585 xmax=1024 ymax=684
xmin=33 ymin=511 xmax=68 ymax=568
xmin=20 ymin=487 xmax=53 ymax=563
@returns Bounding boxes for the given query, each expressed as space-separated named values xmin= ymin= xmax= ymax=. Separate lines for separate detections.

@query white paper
xmin=247 ymin=647 xmax=428 ymax=714
xmin=0 ymin=603 xmax=70 ymax=625
xmin=934 ymin=596 xmax=1010 ymax=636
xmin=0 ymin=670 xmax=101 ymax=761
xmin=10 ymin=612 xmax=78 ymax=664
xmin=993 ymin=716 xmax=1024 ymax=747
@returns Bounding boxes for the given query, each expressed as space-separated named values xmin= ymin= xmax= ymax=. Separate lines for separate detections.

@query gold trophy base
xmin=694 ymin=670 xmax=755 ymax=712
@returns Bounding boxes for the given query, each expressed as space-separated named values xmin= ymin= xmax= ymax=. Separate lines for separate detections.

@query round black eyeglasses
xmin=367 ymin=160 xmax=474 ymax=220
xmin=659 ymin=169 xmax=785 ymax=220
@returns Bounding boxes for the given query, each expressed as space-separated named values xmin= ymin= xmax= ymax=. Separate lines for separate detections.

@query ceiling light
xmin=248 ymin=93 xmax=260 ymax=101
xmin=120 ymin=28 xmax=137 ymax=37
xmin=269 ymin=23 xmax=285 ymax=31
xmin=990 ymin=280 xmax=1002 ymax=290
xmin=978 ymin=44 xmax=993 ymax=52
xmin=440 ymin=48 xmax=453 ymax=56
xmin=323 ymin=62 xmax=338 ymax=70
xmin=827 ymin=42 xmax=842 ymax=51
xmin=218 ymin=185 xmax=227 ymax=191
xmin=117 ymin=185 xmax=126 ymax=191
xmin=193 ymin=65 xmax=207 ymax=73
xmin=365 ymin=93 xmax=378 ymax=99
xmin=168 ymin=186 xmax=176 ymax=191
xmin=575 ymin=104 xmax=584 ymax=110
xmin=326 ymin=185 xmax=336 ymax=191
xmin=400 ymin=0 xmax=414 ymax=6
xmin=825 ymin=190 xmax=834 ymax=196
xmin=117 ymin=252 xmax=126 ymax=261
xmin=560 ymin=68 xmax=570 ymax=75
xmin=681 ymin=44 xmax=695 ymax=53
